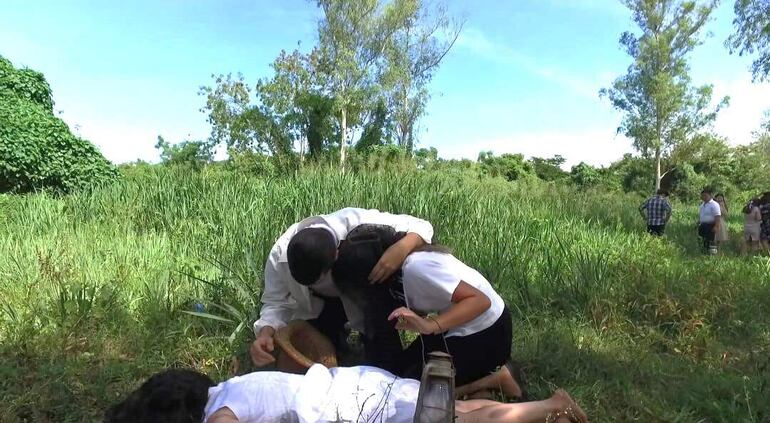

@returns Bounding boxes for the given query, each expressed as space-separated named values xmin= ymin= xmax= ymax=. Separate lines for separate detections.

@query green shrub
xmin=0 ymin=55 xmax=117 ymax=194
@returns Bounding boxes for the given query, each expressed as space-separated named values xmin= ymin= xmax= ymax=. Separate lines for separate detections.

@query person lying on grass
xmin=251 ymin=208 xmax=434 ymax=369
xmin=331 ymin=227 xmax=524 ymax=400
xmin=105 ymin=364 xmax=588 ymax=423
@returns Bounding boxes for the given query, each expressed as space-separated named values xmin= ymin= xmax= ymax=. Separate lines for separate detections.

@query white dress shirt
xmin=699 ymin=199 xmax=721 ymax=224
xmin=253 ymin=208 xmax=434 ymax=336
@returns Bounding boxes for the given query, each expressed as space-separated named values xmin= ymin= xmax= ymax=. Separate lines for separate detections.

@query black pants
xmin=359 ymin=284 xmax=405 ymax=374
xmin=398 ymin=307 xmax=513 ymax=386
xmin=307 ymin=294 xmax=404 ymax=372
xmin=698 ymin=223 xmax=716 ymax=252
xmin=306 ymin=297 xmax=348 ymax=352
xmin=647 ymin=224 xmax=666 ymax=236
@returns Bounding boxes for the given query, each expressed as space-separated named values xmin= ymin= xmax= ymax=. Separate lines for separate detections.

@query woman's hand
xmin=369 ymin=233 xmax=425 ymax=283
xmin=388 ymin=307 xmax=437 ymax=335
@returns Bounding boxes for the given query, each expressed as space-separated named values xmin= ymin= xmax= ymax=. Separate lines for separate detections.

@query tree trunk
xmin=654 ymin=147 xmax=661 ymax=190
xmin=340 ymin=108 xmax=347 ymax=172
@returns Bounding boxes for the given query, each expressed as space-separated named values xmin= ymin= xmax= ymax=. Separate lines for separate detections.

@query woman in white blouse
xmin=332 ymin=230 xmax=524 ymax=400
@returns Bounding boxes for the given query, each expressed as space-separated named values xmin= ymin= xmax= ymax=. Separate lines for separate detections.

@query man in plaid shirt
xmin=639 ymin=189 xmax=672 ymax=236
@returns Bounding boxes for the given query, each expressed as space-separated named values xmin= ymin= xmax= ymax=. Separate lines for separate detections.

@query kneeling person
xmin=250 ymin=208 xmax=434 ymax=367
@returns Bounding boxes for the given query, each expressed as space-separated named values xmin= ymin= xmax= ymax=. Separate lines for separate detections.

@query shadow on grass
xmin=516 ymin=319 xmax=769 ymax=423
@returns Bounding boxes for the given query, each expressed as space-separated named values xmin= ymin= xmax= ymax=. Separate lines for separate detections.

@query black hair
xmin=656 ymin=189 xmax=669 ymax=196
xmin=701 ymin=188 xmax=712 ymax=195
xmin=744 ymin=198 xmax=760 ymax=214
xmin=105 ymin=369 xmax=214 ymax=423
xmin=332 ymin=225 xmax=406 ymax=300
xmin=332 ymin=224 xmax=451 ymax=299
xmin=288 ymin=228 xmax=337 ymax=286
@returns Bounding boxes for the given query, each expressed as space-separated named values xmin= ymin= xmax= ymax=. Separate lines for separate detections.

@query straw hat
xmin=274 ymin=320 xmax=338 ymax=374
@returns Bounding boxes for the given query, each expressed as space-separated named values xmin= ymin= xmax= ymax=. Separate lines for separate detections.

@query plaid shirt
xmin=640 ymin=195 xmax=671 ymax=226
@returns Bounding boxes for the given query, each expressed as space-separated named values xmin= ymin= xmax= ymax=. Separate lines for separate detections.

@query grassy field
xmin=1 ymin=166 xmax=768 ymax=422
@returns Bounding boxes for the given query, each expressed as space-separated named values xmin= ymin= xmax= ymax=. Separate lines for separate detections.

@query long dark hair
xmin=333 ymin=225 xmax=451 ymax=298
xmin=744 ymin=198 xmax=760 ymax=214
xmin=333 ymin=225 xmax=405 ymax=300
xmin=715 ymin=193 xmax=728 ymax=212
xmin=105 ymin=369 xmax=214 ymax=423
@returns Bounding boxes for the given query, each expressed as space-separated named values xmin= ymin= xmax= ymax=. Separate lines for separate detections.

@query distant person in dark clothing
xmin=760 ymin=192 xmax=770 ymax=251
xmin=639 ymin=189 xmax=672 ymax=236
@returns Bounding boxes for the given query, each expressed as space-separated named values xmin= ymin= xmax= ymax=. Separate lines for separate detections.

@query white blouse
xmin=204 ymin=365 xmax=420 ymax=423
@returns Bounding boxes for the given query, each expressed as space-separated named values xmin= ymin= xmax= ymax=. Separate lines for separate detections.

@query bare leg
xmin=455 ymin=365 xmax=523 ymax=399
xmin=456 ymin=389 xmax=587 ymax=423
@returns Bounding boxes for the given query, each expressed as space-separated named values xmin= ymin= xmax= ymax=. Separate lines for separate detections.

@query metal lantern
xmin=414 ymin=351 xmax=456 ymax=423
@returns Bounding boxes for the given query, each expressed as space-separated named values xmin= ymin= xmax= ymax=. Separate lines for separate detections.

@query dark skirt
xmin=397 ymin=306 xmax=513 ymax=386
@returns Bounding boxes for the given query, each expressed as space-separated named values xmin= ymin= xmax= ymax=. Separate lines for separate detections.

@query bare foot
xmin=497 ymin=363 xmax=524 ymax=399
xmin=551 ymin=389 xmax=588 ymax=423
xmin=455 ymin=364 xmax=524 ymax=399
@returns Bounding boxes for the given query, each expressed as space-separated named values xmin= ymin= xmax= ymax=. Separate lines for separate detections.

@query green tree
xmin=529 ymin=155 xmax=568 ymax=181
xmin=154 ymin=136 xmax=213 ymax=169
xmin=199 ymin=73 xmax=292 ymax=157
xmin=0 ymin=55 xmax=116 ymax=194
xmin=601 ymin=0 xmax=727 ymax=191
xmin=570 ymin=162 xmax=601 ymax=187
xmin=380 ymin=0 xmax=462 ymax=151
xmin=727 ymin=0 xmax=770 ymax=81
xmin=315 ymin=0 xmax=410 ymax=169
xmin=477 ymin=151 xmax=534 ymax=181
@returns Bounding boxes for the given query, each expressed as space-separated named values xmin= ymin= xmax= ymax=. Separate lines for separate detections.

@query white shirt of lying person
xmin=402 ymin=251 xmax=505 ymax=338
xmin=253 ymin=208 xmax=434 ymax=336
xmin=203 ymin=364 xmax=420 ymax=423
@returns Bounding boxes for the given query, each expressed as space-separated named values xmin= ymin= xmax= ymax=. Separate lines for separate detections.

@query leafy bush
xmin=0 ymin=55 xmax=117 ymax=194
xmin=478 ymin=151 xmax=535 ymax=181
xmin=155 ymin=136 xmax=214 ymax=169
xmin=570 ymin=162 xmax=601 ymax=187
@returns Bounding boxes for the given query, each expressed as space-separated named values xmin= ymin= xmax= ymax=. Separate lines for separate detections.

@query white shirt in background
xmin=204 ymin=365 xmax=419 ymax=423
xmin=402 ymin=251 xmax=505 ymax=338
xmin=254 ymin=208 xmax=434 ymax=336
xmin=699 ymin=199 xmax=721 ymax=224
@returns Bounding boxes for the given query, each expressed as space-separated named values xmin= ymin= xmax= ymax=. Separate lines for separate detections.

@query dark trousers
xmin=397 ymin=307 xmax=513 ymax=386
xmin=647 ymin=224 xmax=666 ymax=236
xmin=306 ymin=297 xmax=348 ymax=352
xmin=698 ymin=223 xmax=716 ymax=252
xmin=308 ymin=293 xmax=405 ymax=372
xmin=360 ymin=285 xmax=405 ymax=374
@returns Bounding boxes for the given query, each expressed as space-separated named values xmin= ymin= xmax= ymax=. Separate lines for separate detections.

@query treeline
xmin=148 ymin=122 xmax=770 ymax=202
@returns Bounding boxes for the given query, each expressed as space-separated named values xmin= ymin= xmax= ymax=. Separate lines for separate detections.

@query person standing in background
xmin=742 ymin=197 xmax=762 ymax=254
xmin=760 ymin=192 xmax=770 ymax=251
xmin=639 ymin=189 xmax=672 ymax=236
xmin=714 ymin=193 xmax=730 ymax=248
xmin=697 ymin=189 xmax=721 ymax=254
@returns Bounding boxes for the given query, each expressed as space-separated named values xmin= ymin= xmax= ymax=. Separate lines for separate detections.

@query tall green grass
xmin=0 ymin=166 xmax=768 ymax=422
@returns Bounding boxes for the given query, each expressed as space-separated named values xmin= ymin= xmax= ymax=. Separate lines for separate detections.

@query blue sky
xmin=2 ymin=0 xmax=769 ymax=167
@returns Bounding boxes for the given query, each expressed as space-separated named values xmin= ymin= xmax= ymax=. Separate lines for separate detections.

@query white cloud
xmin=433 ymin=128 xmax=633 ymax=168
xmin=456 ymin=28 xmax=601 ymax=100
xmin=712 ymin=78 xmax=770 ymax=144
xmin=60 ymin=113 xmax=214 ymax=164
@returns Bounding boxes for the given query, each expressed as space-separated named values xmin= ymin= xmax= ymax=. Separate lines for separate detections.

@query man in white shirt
xmin=698 ymin=189 xmax=722 ymax=253
xmin=249 ymin=208 xmax=434 ymax=367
